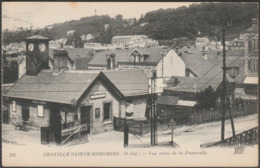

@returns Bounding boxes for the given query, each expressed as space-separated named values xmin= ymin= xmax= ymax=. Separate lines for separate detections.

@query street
xmin=2 ymin=113 xmax=257 ymax=149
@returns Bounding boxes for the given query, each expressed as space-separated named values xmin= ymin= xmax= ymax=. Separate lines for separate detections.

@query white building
xmin=111 ymin=35 xmax=159 ymax=48
xmin=67 ymin=30 xmax=75 ymax=35
xmin=195 ymin=37 xmax=210 ymax=47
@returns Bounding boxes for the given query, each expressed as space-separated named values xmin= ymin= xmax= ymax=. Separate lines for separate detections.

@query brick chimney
xmin=106 ymin=53 xmax=116 ymax=70
xmin=52 ymin=49 xmax=69 ymax=74
xmin=202 ymin=48 xmax=207 ymax=60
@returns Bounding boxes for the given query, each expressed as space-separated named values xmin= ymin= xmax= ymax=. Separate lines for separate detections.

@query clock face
xmin=28 ymin=43 xmax=34 ymax=51
xmin=39 ymin=43 xmax=46 ymax=52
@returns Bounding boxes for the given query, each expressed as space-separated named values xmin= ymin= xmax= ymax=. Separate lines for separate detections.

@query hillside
xmin=2 ymin=2 xmax=258 ymax=45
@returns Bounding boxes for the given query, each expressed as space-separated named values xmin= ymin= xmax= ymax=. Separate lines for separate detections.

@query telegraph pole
xmin=221 ymin=28 xmax=226 ymax=141
xmin=150 ymin=76 xmax=157 ymax=146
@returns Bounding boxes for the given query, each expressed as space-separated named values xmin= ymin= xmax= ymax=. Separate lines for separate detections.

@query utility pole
xmin=150 ymin=75 xmax=157 ymax=146
xmin=221 ymin=28 xmax=226 ymax=141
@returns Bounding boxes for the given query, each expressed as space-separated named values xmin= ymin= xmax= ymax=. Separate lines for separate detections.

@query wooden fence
xmin=201 ymin=127 xmax=258 ymax=147
xmin=189 ymin=104 xmax=257 ymax=125
xmin=113 ymin=117 xmax=169 ymax=135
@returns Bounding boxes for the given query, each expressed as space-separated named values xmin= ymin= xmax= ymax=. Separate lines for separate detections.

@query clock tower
xmin=25 ymin=35 xmax=50 ymax=76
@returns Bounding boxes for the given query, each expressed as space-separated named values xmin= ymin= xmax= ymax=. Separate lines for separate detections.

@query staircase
xmin=61 ymin=124 xmax=88 ymax=145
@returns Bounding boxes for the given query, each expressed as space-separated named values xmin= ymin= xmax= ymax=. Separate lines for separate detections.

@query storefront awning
xmin=243 ymin=77 xmax=258 ymax=84
xmin=177 ymin=100 xmax=197 ymax=107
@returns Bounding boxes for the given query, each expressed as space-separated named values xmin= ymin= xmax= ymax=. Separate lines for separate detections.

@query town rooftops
xmin=4 ymin=69 xmax=148 ymax=104
xmin=165 ymin=64 xmax=234 ymax=93
xmin=124 ymin=47 xmax=170 ymax=64
xmin=88 ymin=49 xmax=130 ymax=67
xmin=49 ymin=48 xmax=95 ymax=62
xmin=227 ymin=49 xmax=245 ymax=57
xmin=88 ymin=47 xmax=170 ymax=67
xmin=179 ymin=46 xmax=216 ymax=77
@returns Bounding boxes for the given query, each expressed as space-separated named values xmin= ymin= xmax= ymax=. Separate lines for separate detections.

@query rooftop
xmin=4 ymin=69 xmax=148 ymax=104
xmin=49 ymin=48 xmax=95 ymax=62
xmin=227 ymin=49 xmax=245 ymax=57
xmin=88 ymin=49 xmax=130 ymax=67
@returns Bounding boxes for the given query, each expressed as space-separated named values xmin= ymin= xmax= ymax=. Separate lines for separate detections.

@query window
xmin=103 ymin=102 xmax=111 ymax=121
xmin=12 ymin=101 xmax=16 ymax=112
xmin=37 ymin=105 xmax=44 ymax=117
xmin=95 ymin=108 xmax=100 ymax=119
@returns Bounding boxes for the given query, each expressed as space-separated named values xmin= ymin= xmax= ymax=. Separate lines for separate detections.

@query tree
xmin=65 ymin=31 xmax=83 ymax=48
xmin=196 ymin=86 xmax=217 ymax=109
xmin=3 ymin=57 xmax=19 ymax=84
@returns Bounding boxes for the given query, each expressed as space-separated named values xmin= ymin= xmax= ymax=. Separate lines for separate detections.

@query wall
xmin=157 ymin=50 xmax=186 ymax=78
xmin=132 ymin=96 xmax=147 ymax=119
xmin=18 ymin=57 xmax=26 ymax=79
xmin=88 ymin=66 xmax=107 ymax=70
xmin=79 ymin=80 xmax=120 ymax=134
xmin=119 ymin=64 xmax=156 ymax=78
xmin=9 ymin=100 xmax=50 ymax=128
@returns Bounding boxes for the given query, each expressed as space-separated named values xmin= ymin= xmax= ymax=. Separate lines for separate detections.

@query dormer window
xmin=173 ymin=78 xmax=180 ymax=87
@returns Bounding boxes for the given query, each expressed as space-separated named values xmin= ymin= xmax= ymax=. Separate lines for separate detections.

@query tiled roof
xmin=165 ymin=64 xmax=234 ymax=93
xmin=227 ymin=49 xmax=245 ymax=57
xmin=165 ymin=76 xmax=198 ymax=93
xmin=75 ymin=57 xmax=93 ymax=70
xmin=5 ymin=70 xmax=98 ymax=104
xmin=179 ymin=48 xmax=215 ymax=77
xmin=49 ymin=48 xmax=95 ymax=62
xmin=5 ymin=69 xmax=149 ymax=104
xmin=89 ymin=47 xmax=170 ymax=67
xmin=88 ymin=50 xmax=130 ymax=67
xmin=127 ymin=47 xmax=170 ymax=63
xmin=103 ymin=70 xmax=149 ymax=97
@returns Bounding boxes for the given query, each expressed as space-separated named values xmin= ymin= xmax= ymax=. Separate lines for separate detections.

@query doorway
xmin=22 ymin=105 xmax=30 ymax=121
xmin=80 ymin=106 xmax=91 ymax=133
xmin=103 ymin=102 xmax=112 ymax=121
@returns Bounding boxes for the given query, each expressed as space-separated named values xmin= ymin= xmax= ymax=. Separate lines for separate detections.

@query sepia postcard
xmin=1 ymin=1 xmax=259 ymax=167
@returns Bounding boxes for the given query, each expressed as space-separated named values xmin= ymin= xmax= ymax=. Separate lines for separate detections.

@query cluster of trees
xmin=3 ymin=2 xmax=257 ymax=46
xmin=3 ymin=57 xmax=19 ymax=84
xmin=196 ymin=86 xmax=217 ymax=109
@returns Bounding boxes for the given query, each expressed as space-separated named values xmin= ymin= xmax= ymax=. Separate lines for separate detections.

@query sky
xmin=2 ymin=2 xmax=196 ymax=30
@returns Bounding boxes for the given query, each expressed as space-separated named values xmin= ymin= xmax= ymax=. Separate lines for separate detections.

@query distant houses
xmin=89 ymin=47 xmax=186 ymax=93
xmin=111 ymin=35 xmax=159 ymax=48
xmin=48 ymin=48 xmax=95 ymax=70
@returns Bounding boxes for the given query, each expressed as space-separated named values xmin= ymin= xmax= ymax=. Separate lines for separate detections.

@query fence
xmin=189 ymin=104 xmax=257 ymax=125
xmin=201 ymin=127 xmax=258 ymax=147
xmin=113 ymin=117 xmax=169 ymax=135
xmin=114 ymin=117 xmax=150 ymax=135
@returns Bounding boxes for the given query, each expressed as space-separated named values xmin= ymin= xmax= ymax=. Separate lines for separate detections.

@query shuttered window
xmin=12 ymin=101 xmax=16 ymax=112
xmin=37 ymin=105 xmax=44 ymax=117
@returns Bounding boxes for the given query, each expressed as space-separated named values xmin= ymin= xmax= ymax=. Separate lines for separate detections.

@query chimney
xmin=202 ymin=50 xmax=207 ymax=59
xmin=106 ymin=53 xmax=116 ymax=70
xmin=173 ymin=78 xmax=179 ymax=87
xmin=53 ymin=49 xmax=69 ymax=74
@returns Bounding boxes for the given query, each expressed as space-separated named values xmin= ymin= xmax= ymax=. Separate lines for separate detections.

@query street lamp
xmin=168 ymin=118 xmax=176 ymax=146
